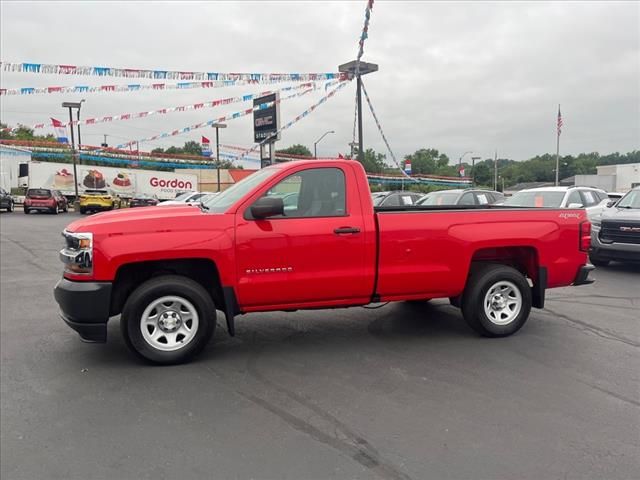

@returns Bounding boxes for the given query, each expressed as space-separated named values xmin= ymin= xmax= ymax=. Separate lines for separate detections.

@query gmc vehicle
xmin=54 ymin=160 xmax=594 ymax=364
xmin=589 ymin=187 xmax=640 ymax=266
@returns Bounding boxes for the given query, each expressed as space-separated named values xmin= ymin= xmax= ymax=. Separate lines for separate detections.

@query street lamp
xmin=211 ymin=123 xmax=227 ymax=192
xmin=338 ymin=60 xmax=378 ymax=163
xmin=314 ymin=130 xmax=335 ymax=158
xmin=62 ymin=101 xmax=84 ymax=203
xmin=458 ymin=151 xmax=472 ymax=169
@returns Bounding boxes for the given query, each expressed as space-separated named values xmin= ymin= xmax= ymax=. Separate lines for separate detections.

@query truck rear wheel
xmin=121 ymin=275 xmax=216 ymax=364
xmin=461 ymin=264 xmax=531 ymax=337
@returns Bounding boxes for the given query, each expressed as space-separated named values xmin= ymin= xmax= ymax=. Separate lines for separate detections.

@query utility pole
xmin=339 ymin=60 xmax=378 ymax=164
xmin=555 ymin=104 xmax=562 ymax=186
xmin=494 ymin=150 xmax=498 ymax=191
xmin=212 ymin=123 xmax=227 ymax=192
xmin=471 ymin=156 xmax=481 ymax=187
xmin=62 ymin=101 xmax=83 ymax=205
xmin=102 ymin=134 xmax=108 ymax=148
xmin=76 ymin=99 xmax=85 ymax=164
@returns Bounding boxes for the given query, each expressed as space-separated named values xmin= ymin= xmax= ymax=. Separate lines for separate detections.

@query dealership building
xmin=575 ymin=163 xmax=640 ymax=193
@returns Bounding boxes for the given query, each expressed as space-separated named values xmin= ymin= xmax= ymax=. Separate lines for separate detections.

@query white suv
xmin=504 ymin=186 xmax=609 ymax=220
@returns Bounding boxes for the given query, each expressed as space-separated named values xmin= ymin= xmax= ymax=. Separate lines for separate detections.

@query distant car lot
xmin=1 ymin=210 xmax=638 ymax=479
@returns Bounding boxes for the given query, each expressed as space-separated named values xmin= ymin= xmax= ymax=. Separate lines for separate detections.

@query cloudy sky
xmin=1 ymin=1 xmax=638 ymax=169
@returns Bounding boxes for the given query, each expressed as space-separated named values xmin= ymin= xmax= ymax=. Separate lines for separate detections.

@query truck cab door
xmin=234 ymin=165 xmax=372 ymax=309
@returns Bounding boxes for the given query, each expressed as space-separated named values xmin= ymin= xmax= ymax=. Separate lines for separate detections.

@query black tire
xmin=461 ymin=264 xmax=532 ymax=337
xmin=7 ymin=202 xmax=13 ymax=212
xmin=52 ymin=205 xmax=59 ymax=215
xmin=79 ymin=207 xmax=86 ymax=214
xmin=121 ymin=275 xmax=216 ymax=365
xmin=63 ymin=204 xmax=68 ymax=213
xmin=589 ymin=254 xmax=609 ymax=267
xmin=23 ymin=208 xmax=30 ymax=214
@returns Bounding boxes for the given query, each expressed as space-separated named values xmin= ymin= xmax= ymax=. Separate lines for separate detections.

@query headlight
xmin=60 ymin=231 xmax=93 ymax=275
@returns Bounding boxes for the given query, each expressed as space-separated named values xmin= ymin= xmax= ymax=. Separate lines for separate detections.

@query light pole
xmin=211 ymin=123 xmax=227 ymax=192
xmin=338 ymin=60 xmax=378 ymax=163
xmin=458 ymin=151 xmax=472 ymax=172
xmin=314 ymin=130 xmax=335 ymax=158
xmin=76 ymin=99 xmax=85 ymax=161
xmin=471 ymin=156 xmax=481 ymax=186
xmin=62 ymin=101 xmax=83 ymax=204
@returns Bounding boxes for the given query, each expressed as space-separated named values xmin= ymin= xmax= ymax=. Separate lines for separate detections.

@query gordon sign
xmin=253 ymin=92 xmax=281 ymax=143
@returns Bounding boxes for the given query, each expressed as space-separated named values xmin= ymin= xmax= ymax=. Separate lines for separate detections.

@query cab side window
xmin=262 ymin=168 xmax=346 ymax=218
xmin=580 ymin=190 xmax=598 ymax=207
xmin=566 ymin=190 xmax=582 ymax=206
xmin=459 ymin=192 xmax=476 ymax=205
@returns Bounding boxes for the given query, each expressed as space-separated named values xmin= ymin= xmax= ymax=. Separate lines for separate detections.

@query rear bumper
xmin=54 ymin=278 xmax=112 ymax=343
xmin=573 ymin=264 xmax=595 ymax=286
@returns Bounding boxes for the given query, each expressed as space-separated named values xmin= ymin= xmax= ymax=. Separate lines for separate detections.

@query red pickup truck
xmin=54 ymin=160 xmax=594 ymax=364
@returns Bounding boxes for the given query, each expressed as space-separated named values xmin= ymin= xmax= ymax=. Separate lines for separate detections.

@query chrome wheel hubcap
xmin=140 ymin=296 xmax=199 ymax=351
xmin=483 ymin=281 xmax=522 ymax=325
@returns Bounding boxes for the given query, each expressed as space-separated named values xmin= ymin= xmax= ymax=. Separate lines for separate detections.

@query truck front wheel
xmin=121 ymin=275 xmax=216 ymax=364
xmin=461 ymin=264 xmax=531 ymax=337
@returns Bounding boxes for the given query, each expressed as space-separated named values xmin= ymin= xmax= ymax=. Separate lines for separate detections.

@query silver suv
xmin=589 ymin=187 xmax=640 ymax=266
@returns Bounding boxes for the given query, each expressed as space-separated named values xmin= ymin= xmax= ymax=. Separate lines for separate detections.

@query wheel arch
xmin=468 ymin=245 xmax=546 ymax=308
xmin=110 ymin=258 xmax=225 ymax=318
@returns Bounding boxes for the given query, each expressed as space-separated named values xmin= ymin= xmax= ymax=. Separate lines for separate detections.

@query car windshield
xmin=417 ymin=192 xmax=461 ymax=206
xmin=616 ymin=190 xmax=640 ymax=209
xmin=27 ymin=189 xmax=51 ymax=197
xmin=200 ymin=167 xmax=280 ymax=213
xmin=504 ymin=191 xmax=565 ymax=208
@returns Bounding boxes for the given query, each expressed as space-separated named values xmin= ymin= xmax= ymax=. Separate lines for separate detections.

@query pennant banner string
xmin=360 ymin=78 xmax=413 ymax=180
xmin=1 ymin=61 xmax=345 ymax=82
xmin=114 ymin=84 xmax=327 ymax=149
xmin=2 ymin=82 xmax=333 ymax=133
xmin=0 ymin=78 xmax=311 ymax=97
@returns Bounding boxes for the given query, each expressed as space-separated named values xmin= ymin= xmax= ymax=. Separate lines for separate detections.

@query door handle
xmin=334 ymin=227 xmax=360 ymax=235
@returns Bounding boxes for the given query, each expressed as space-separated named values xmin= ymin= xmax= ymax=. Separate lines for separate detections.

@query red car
xmin=54 ymin=160 xmax=593 ymax=364
xmin=24 ymin=188 xmax=68 ymax=214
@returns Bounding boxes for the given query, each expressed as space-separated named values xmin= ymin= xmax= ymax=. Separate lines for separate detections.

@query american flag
xmin=557 ymin=105 xmax=563 ymax=136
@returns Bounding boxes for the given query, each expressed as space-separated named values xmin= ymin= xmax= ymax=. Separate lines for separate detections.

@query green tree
xmin=404 ymin=148 xmax=452 ymax=175
xmin=277 ymin=144 xmax=312 ymax=157
xmin=182 ymin=140 xmax=202 ymax=156
xmin=356 ymin=148 xmax=387 ymax=173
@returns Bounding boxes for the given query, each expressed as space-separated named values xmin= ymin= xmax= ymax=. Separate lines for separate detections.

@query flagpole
xmin=555 ymin=104 xmax=561 ymax=186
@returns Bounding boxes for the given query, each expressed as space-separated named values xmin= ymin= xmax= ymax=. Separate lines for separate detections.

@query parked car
xmin=129 ymin=193 xmax=159 ymax=208
xmin=504 ymin=186 xmax=609 ymax=220
xmin=589 ymin=187 xmax=640 ymax=266
xmin=24 ymin=188 xmax=68 ymax=214
xmin=0 ymin=187 xmax=14 ymax=212
xmin=55 ymin=160 xmax=593 ymax=364
xmin=373 ymin=191 xmax=423 ymax=207
xmin=606 ymin=192 xmax=625 ymax=202
xmin=158 ymin=191 xmax=204 ymax=207
xmin=79 ymin=189 xmax=114 ymax=214
xmin=417 ymin=189 xmax=504 ymax=206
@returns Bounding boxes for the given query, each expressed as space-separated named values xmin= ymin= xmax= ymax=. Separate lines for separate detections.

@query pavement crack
xmin=542 ymin=307 xmax=639 ymax=348
xmin=578 ymin=381 xmax=640 ymax=408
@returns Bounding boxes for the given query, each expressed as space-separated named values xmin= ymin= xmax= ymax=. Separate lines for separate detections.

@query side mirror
xmin=606 ymin=200 xmax=615 ymax=208
xmin=568 ymin=203 xmax=583 ymax=209
xmin=250 ymin=196 xmax=284 ymax=219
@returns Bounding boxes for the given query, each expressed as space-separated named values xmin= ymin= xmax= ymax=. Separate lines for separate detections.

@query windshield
xmin=616 ymin=190 xmax=640 ymax=209
xmin=504 ymin=191 xmax=565 ymax=208
xmin=27 ymin=189 xmax=51 ymax=197
xmin=417 ymin=192 xmax=461 ymax=206
xmin=200 ymin=167 xmax=280 ymax=213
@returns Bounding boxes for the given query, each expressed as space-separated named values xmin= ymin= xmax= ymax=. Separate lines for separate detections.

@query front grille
xmin=600 ymin=221 xmax=640 ymax=244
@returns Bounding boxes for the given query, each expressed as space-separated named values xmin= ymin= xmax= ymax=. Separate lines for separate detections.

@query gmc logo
xmin=620 ymin=226 xmax=640 ymax=233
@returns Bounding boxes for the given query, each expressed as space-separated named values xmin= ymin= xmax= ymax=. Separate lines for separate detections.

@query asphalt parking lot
xmin=1 ymin=210 xmax=639 ymax=480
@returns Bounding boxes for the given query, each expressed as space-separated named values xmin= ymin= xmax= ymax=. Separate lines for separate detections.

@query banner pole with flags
xmin=555 ymin=104 xmax=562 ymax=186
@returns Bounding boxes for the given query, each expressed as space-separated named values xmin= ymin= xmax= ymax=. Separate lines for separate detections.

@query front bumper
xmin=54 ymin=278 xmax=112 ymax=342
